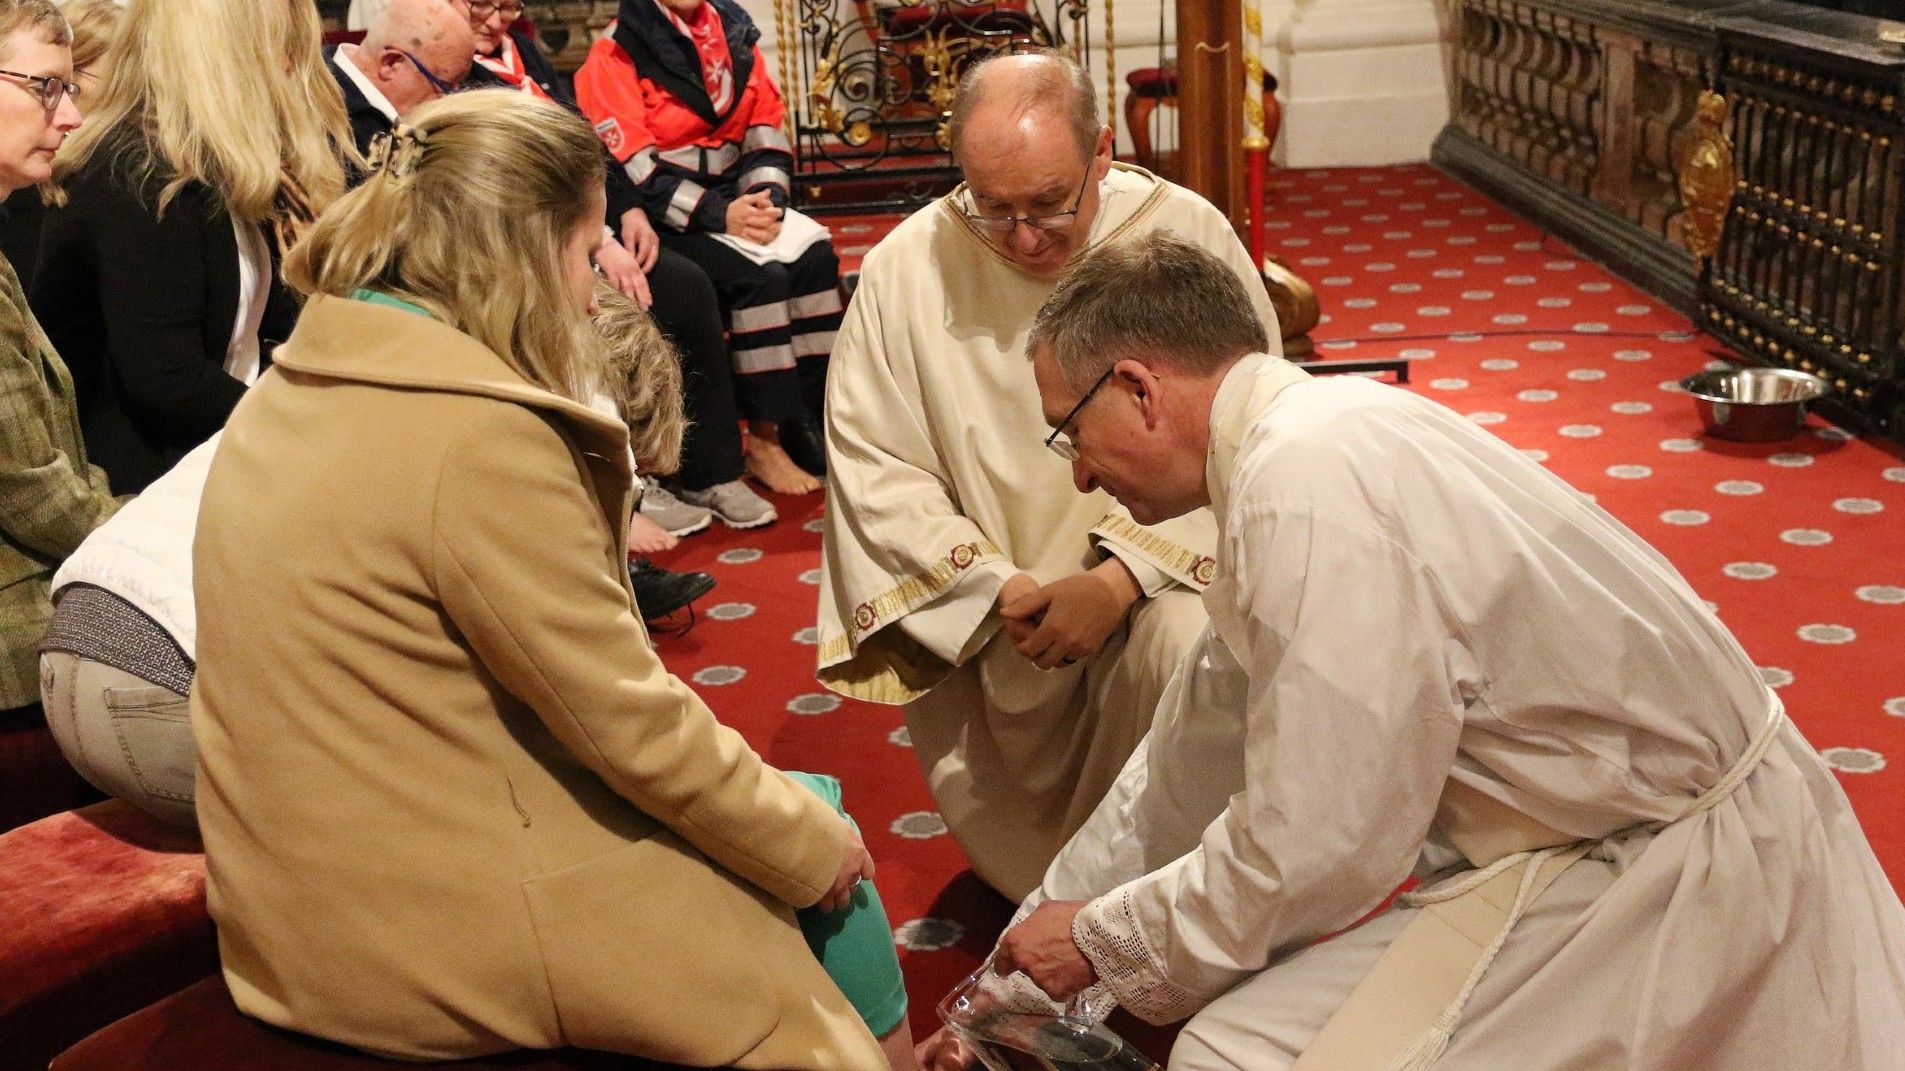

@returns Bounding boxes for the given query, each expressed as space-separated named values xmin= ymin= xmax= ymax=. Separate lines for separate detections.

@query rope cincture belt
xmin=1292 ymin=693 xmax=1790 ymax=1071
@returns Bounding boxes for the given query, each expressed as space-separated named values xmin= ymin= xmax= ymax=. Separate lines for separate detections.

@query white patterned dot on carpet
xmin=890 ymin=812 xmax=948 ymax=839
xmin=893 ymin=918 xmax=965 ymax=952
xmin=786 ymin=693 xmax=841 ymax=715
xmin=1798 ymin=624 xmax=1857 ymax=645
xmin=1821 ymin=748 xmax=1887 ymax=774
xmin=1759 ymin=666 xmax=1796 ymax=688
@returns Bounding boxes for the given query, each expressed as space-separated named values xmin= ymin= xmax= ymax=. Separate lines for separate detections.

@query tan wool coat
xmin=190 ymin=295 xmax=884 ymax=1069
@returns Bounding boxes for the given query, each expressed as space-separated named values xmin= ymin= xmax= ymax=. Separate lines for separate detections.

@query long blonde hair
xmin=59 ymin=0 xmax=118 ymax=72
xmin=594 ymin=282 xmax=686 ymax=475
xmin=283 ymin=90 xmax=610 ymax=405
xmin=54 ymin=0 xmax=350 ymax=240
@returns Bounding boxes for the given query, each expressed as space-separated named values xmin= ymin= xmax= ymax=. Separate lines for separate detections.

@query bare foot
xmin=745 ymin=436 xmax=823 ymax=495
xmin=627 ymin=511 xmax=679 ymax=556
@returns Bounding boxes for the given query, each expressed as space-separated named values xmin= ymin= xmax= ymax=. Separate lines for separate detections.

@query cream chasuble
xmin=817 ymin=165 xmax=1281 ymax=899
xmin=1022 ymin=361 xmax=1905 ymax=1069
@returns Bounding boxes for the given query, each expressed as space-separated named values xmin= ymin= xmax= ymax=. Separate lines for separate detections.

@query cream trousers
xmin=40 ymin=650 xmax=197 ymax=830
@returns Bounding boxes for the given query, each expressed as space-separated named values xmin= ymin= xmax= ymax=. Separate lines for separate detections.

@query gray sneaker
xmin=640 ymin=477 xmax=712 ymax=537
xmin=678 ymin=479 xmax=777 ymax=529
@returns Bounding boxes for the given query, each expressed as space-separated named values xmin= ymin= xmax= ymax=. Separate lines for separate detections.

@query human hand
xmin=997 ymin=572 xmax=1043 ymax=646
xmin=594 ymin=237 xmax=653 ymax=308
xmin=818 ymin=819 xmax=875 ymax=912
xmin=725 ymin=191 xmax=780 ymax=244
xmin=993 ymin=899 xmax=1097 ymax=1002
xmin=999 ymin=563 xmax=1139 ymax=670
xmin=620 ymin=206 xmax=660 ymax=272
xmin=916 ymin=1026 xmax=976 ymax=1071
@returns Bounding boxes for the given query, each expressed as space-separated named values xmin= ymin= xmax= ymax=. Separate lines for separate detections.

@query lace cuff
xmin=1071 ymin=888 xmax=1201 ymax=1025
xmin=966 ymin=899 xmax=1117 ymax=1023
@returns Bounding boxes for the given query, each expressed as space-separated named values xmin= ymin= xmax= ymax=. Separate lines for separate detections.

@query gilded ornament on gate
xmin=1675 ymin=90 xmax=1735 ymax=261
xmin=810 ymin=51 xmax=844 ymax=135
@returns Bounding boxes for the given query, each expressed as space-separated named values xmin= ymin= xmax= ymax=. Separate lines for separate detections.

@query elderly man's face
xmin=955 ymin=107 xmax=1112 ymax=277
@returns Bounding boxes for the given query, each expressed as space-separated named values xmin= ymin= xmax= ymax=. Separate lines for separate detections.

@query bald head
xmin=947 ymin=50 xmax=1099 ymax=166
xmin=352 ymin=0 xmax=474 ymax=114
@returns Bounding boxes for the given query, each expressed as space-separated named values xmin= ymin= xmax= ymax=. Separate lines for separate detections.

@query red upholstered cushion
xmin=1125 ymin=66 xmax=1179 ymax=97
xmin=0 ymin=800 xmax=214 ymax=1071
xmin=1124 ymin=66 xmax=1279 ymax=98
xmin=52 ymin=976 xmax=693 ymax=1071
xmin=322 ymin=29 xmax=366 ymax=46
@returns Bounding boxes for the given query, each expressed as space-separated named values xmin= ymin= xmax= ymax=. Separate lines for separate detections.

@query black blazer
xmin=325 ymin=48 xmax=395 ymax=162
xmin=0 ymin=188 xmax=43 ymax=293
xmin=32 ymin=145 xmax=299 ymax=493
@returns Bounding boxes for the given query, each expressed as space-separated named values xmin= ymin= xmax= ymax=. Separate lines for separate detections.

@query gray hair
xmin=947 ymin=47 xmax=1098 ymax=162
xmin=0 ymin=0 xmax=71 ymax=62
xmin=1029 ymin=233 xmax=1269 ymax=391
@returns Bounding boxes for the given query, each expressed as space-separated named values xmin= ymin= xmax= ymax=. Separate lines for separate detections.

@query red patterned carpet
xmin=651 ymin=162 xmax=1905 ymax=1044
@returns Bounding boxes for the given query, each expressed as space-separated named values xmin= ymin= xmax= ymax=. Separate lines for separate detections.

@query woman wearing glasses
xmin=32 ymin=0 xmax=351 ymax=494
xmin=0 ymin=0 xmax=120 ymax=290
xmin=0 ymin=0 xmax=120 ymax=826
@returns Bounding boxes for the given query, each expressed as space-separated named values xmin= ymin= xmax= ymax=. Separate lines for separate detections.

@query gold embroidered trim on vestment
xmin=1091 ymin=516 xmax=1217 ymax=589
xmin=815 ymin=538 xmax=1004 ymax=703
xmin=842 ymin=538 xmax=1003 ymax=639
xmin=816 ymin=627 xmax=956 ymax=704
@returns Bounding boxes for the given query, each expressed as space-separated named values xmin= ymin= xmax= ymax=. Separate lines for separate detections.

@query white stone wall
xmin=733 ymin=0 xmax=1449 ymax=165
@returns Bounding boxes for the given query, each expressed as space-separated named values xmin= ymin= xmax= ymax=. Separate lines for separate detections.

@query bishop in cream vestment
xmin=1024 ymin=356 xmax=1905 ymax=1069
xmin=816 ymin=164 xmax=1280 ymax=899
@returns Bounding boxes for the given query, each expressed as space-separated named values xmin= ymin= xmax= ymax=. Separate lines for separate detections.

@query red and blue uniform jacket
xmin=575 ymin=0 xmax=795 ymax=234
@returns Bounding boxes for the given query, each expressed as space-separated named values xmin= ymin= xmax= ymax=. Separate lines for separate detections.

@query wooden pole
xmin=1177 ymin=0 xmax=1247 ymax=234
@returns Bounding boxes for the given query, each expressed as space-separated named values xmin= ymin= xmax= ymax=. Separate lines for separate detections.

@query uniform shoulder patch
xmin=593 ymin=116 xmax=625 ymax=155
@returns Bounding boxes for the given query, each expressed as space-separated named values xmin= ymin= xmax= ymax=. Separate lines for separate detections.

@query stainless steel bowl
xmin=1678 ymin=366 xmax=1831 ymax=442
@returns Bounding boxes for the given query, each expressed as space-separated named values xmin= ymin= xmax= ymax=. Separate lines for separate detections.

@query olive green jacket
xmin=0 ymin=253 xmax=120 ymax=709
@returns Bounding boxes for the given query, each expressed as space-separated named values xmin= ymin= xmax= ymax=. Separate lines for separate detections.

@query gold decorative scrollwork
xmin=784 ymin=0 xmax=1090 ymax=211
xmin=1674 ymin=90 xmax=1735 ymax=261
xmin=810 ymin=51 xmax=845 ymax=135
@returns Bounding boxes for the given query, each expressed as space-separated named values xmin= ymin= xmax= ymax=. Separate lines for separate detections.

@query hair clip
xmin=366 ymin=124 xmax=429 ymax=180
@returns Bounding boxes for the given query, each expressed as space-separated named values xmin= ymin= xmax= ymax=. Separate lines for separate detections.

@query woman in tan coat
xmin=190 ymin=90 xmax=907 ymax=1070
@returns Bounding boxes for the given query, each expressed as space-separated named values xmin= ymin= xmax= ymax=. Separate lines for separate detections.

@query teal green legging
xmin=786 ymin=771 xmax=909 ymax=1037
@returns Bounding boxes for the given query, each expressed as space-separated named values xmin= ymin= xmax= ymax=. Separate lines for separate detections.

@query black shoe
xmin=628 ymin=559 xmax=716 ymax=620
xmin=778 ymin=414 xmax=828 ymax=477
